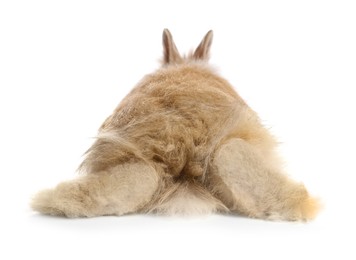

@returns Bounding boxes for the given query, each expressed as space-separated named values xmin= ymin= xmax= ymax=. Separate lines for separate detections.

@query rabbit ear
xmin=162 ymin=29 xmax=182 ymax=65
xmin=193 ymin=30 xmax=213 ymax=60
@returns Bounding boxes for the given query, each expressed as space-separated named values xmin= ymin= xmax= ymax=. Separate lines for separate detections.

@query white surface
xmin=0 ymin=0 xmax=355 ymax=259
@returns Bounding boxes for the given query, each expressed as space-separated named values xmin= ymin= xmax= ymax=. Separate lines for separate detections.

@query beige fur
xmin=31 ymin=29 xmax=319 ymax=221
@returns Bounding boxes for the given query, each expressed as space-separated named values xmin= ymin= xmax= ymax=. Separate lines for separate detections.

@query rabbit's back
xmin=99 ymin=64 xmax=246 ymax=177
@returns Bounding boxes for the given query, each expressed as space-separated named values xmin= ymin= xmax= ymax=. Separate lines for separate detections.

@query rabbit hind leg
xmin=210 ymin=138 xmax=319 ymax=221
xmin=31 ymin=162 xmax=160 ymax=217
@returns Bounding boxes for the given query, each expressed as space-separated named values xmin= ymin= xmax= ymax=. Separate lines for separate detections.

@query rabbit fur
xmin=31 ymin=29 xmax=319 ymax=221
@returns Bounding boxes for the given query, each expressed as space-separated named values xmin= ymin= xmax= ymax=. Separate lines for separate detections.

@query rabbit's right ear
xmin=162 ymin=29 xmax=182 ymax=65
xmin=193 ymin=30 xmax=213 ymax=61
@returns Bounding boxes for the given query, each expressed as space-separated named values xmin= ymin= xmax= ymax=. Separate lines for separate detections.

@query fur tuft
xmin=149 ymin=182 xmax=228 ymax=216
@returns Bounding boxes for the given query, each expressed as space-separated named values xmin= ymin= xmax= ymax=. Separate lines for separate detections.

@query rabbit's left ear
xmin=162 ymin=29 xmax=182 ymax=65
xmin=193 ymin=30 xmax=213 ymax=60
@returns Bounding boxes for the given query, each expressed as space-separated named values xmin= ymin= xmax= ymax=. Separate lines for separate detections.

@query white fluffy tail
xmin=149 ymin=182 xmax=228 ymax=216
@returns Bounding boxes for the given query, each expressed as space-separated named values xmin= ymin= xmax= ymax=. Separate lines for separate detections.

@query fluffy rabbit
xmin=31 ymin=29 xmax=319 ymax=221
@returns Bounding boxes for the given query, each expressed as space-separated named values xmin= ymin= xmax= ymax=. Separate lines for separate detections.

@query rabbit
xmin=31 ymin=29 xmax=319 ymax=221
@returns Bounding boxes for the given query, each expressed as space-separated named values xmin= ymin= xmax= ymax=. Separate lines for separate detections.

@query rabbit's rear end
xmin=32 ymin=29 xmax=319 ymax=221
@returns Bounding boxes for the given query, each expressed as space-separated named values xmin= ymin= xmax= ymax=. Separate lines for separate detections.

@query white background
xmin=1 ymin=0 xmax=355 ymax=259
